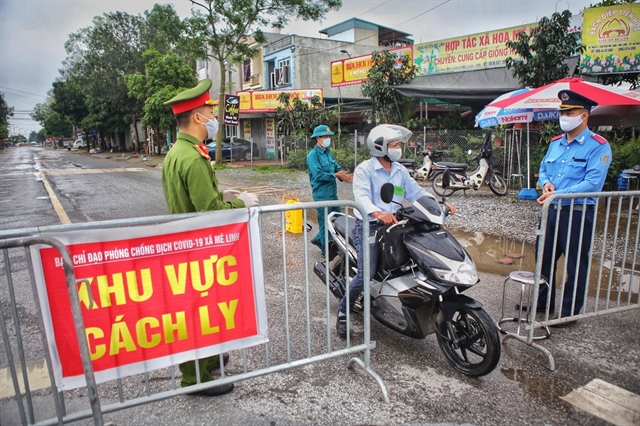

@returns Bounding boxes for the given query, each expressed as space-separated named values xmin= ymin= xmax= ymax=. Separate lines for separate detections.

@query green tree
xmin=505 ymin=10 xmax=582 ymax=88
xmin=126 ymin=48 xmax=197 ymax=154
xmin=32 ymin=94 xmax=74 ymax=139
xmin=581 ymin=0 xmax=639 ymax=88
xmin=275 ymin=93 xmax=335 ymax=139
xmin=189 ymin=0 xmax=342 ymax=163
xmin=360 ymin=49 xmax=417 ymax=124
xmin=0 ymin=93 xmax=13 ymax=140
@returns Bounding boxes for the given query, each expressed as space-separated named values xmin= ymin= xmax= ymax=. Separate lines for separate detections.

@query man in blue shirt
xmin=519 ymin=90 xmax=612 ymax=327
xmin=336 ymin=124 xmax=454 ymax=338
xmin=307 ymin=124 xmax=352 ymax=255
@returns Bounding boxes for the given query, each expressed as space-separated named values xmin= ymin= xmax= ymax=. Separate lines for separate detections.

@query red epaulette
xmin=592 ymin=133 xmax=608 ymax=144
xmin=550 ymin=134 xmax=563 ymax=142
xmin=194 ymin=142 xmax=211 ymax=160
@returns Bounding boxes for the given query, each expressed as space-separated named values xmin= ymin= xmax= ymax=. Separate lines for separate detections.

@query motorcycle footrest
xmin=313 ymin=261 xmax=345 ymax=299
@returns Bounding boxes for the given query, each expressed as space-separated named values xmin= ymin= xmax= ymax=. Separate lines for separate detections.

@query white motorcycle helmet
xmin=366 ymin=124 xmax=412 ymax=158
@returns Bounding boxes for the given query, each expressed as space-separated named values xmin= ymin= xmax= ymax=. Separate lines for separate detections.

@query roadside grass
xmin=253 ymin=165 xmax=300 ymax=174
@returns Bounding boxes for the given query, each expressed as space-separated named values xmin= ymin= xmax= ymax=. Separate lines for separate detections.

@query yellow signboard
xmin=580 ymin=4 xmax=640 ymax=75
xmin=237 ymin=89 xmax=323 ymax=112
xmin=330 ymin=46 xmax=413 ymax=87
xmin=413 ymin=24 xmax=537 ymax=75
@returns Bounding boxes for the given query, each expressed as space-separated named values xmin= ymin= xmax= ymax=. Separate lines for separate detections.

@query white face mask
xmin=197 ymin=114 xmax=219 ymax=139
xmin=387 ymin=147 xmax=402 ymax=162
xmin=559 ymin=113 xmax=584 ymax=132
xmin=321 ymin=138 xmax=331 ymax=148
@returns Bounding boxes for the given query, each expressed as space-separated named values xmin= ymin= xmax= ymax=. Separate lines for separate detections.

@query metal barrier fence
xmin=501 ymin=190 xmax=640 ymax=370
xmin=0 ymin=200 xmax=386 ymax=426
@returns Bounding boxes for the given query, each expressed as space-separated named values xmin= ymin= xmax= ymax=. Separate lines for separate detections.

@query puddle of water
xmin=35 ymin=196 xmax=50 ymax=200
xmin=451 ymin=229 xmax=639 ymax=303
xmin=501 ymin=367 xmax=572 ymax=407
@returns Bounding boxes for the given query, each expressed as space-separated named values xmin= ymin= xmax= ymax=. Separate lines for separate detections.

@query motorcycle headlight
xmin=432 ymin=256 xmax=478 ymax=285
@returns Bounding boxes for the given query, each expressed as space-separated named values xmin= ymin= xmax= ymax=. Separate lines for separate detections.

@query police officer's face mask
xmin=197 ymin=114 xmax=219 ymax=139
xmin=559 ymin=112 xmax=585 ymax=132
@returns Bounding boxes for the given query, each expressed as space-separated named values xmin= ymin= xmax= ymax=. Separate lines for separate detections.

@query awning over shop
xmin=394 ymin=57 xmax=580 ymax=109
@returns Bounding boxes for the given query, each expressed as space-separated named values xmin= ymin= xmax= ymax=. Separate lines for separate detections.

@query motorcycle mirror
xmin=380 ymin=182 xmax=395 ymax=204
xmin=467 ymin=149 xmax=472 ymax=155
xmin=442 ymin=169 xmax=451 ymax=188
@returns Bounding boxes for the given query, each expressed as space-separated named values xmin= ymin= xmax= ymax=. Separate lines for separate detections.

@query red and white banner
xmin=30 ymin=210 xmax=267 ymax=390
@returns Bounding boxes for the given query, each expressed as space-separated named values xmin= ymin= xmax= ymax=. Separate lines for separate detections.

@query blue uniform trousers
xmin=313 ymin=199 xmax=340 ymax=255
xmin=339 ymin=220 xmax=380 ymax=315
xmin=537 ymin=207 xmax=594 ymax=317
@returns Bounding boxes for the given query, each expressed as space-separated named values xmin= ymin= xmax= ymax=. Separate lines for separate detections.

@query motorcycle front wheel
xmin=435 ymin=306 xmax=501 ymax=376
xmin=432 ymin=174 xmax=456 ymax=197
xmin=488 ymin=174 xmax=509 ymax=196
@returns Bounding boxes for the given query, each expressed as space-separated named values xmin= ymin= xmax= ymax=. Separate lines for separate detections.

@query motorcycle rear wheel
xmin=488 ymin=174 xmax=509 ymax=196
xmin=435 ymin=306 xmax=501 ymax=377
xmin=432 ymin=174 xmax=455 ymax=197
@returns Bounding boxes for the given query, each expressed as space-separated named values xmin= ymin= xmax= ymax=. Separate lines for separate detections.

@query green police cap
xmin=164 ymin=79 xmax=214 ymax=115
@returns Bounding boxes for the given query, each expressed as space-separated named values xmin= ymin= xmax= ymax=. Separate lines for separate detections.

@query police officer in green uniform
xmin=163 ymin=79 xmax=259 ymax=396
xmin=518 ymin=90 xmax=612 ymax=327
xmin=306 ymin=124 xmax=352 ymax=255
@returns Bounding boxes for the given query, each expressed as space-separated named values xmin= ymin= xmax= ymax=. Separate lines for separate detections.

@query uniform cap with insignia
xmin=164 ymin=79 xmax=214 ymax=115
xmin=558 ymin=90 xmax=598 ymax=111
xmin=311 ymin=124 xmax=334 ymax=139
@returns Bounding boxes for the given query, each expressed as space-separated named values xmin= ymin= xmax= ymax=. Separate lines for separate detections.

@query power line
xmin=356 ymin=1 xmax=391 ymax=17
xmin=395 ymin=0 xmax=451 ymax=26
xmin=0 ymin=86 xmax=46 ymax=98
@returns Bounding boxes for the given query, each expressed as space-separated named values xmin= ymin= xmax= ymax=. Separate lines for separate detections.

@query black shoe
xmin=550 ymin=316 xmax=577 ymax=328
xmin=515 ymin=303 xmax=554 ymax=314
xmin=210 ymin=352 xmax=230 ymax=371
xmin=310 ymin=238 xmax=322 ymax=250
xmin=187 ymin=382 xmax=234 ymax=397
xmin=336 ymin=314 xmax=347 ymax=338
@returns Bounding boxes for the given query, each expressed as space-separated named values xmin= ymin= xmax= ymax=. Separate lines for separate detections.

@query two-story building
xmin=198 ymin=18 xmax=414 ymax=159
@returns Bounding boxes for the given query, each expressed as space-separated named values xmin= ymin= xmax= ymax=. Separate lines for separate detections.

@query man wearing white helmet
xmin=336 ymin=124 xmax=455 ymax=338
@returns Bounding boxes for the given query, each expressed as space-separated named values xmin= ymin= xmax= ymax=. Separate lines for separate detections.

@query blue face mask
xmin=321 ymin=138 xmax=331 ymax=148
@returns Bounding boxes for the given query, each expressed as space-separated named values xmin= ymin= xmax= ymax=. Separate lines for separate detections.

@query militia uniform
xmin=536 ymin=90 xmax=612 ymax=319
xmin=162 ymin=79 xmax=242 ymax=393
xmin=306 ymin=125 xmax=341 ymax=254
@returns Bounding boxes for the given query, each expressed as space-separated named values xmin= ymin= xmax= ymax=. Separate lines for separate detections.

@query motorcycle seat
xmin=333 ymin=215 xmax=357 ymax=246
xmin=436 ymin=162 xmax=468 ymax=170
xmin=398 ymin=158 xmax=415 ymax=167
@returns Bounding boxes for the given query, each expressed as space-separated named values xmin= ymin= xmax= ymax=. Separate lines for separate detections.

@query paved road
xmin=0 ymin=147 xmax=638 ymax=426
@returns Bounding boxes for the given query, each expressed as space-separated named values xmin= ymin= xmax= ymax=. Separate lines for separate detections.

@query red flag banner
xmin=31 ymin=211 xmax=267 ymax=390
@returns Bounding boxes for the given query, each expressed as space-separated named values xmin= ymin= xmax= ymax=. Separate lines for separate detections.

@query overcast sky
xmin=0 ymin=0 xmax=597 ymax=134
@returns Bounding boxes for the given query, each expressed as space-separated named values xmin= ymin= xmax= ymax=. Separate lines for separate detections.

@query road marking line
xmin=43 ymin=167 xmax=149 ymax=175
xmin=0 ymin=360 xmax=51 ymax=399
xmin=39 ymin=170 xmax=71 ymax=225
xmin=562 ymin=378 xmax=640 ymax=426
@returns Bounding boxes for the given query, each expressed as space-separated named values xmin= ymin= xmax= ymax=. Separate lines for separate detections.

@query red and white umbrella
xmin=488 ymin=77 xmax=640 ymax=110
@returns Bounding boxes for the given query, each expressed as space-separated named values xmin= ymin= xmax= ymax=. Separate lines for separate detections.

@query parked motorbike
xmin=431 ymin=131 xmax=508 ymax=197
xmin=313 ymin=174 xmax=501 ymax=377
xmin=398 ymin=149 xmax=445 ymax=181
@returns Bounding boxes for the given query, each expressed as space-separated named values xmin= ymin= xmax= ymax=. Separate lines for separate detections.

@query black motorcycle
xmin=314 ymin=176 xmax=501 ymax=376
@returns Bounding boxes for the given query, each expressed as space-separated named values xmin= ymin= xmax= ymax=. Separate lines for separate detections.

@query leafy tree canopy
xmin=189 ymin=0 xmax=342 ymax=161
xmin=505 ymin=10 xmax=582 ymax=88
xmin=0 ymin=93 xmax=13 ymax=140
xmin=275 ymin=93 xmax=336 ymax=139
xmin=361 ymin=49 xmax=417 ymax=124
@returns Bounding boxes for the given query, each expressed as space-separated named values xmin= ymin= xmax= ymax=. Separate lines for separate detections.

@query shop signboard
xmin=580 ymin=3 xmax=640 ymax=75
xmin=330 ymin=46 xmax=413 ymax=87
xmin=413 ymin=23 xmax=538 ymax=75
xmin=236 ymin=89 xmax=323 ymax=113
xmin=265 ymin=118 xmax=276 ymax=160
xmin=223 ymin=95 xmax=240 ymax=126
